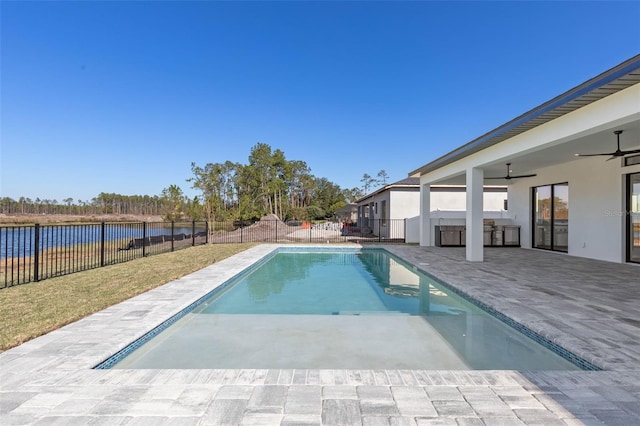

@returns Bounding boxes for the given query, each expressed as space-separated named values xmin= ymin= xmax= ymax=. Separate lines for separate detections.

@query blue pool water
xmin=197 ymin=252 xmax=421 ymax=315
xmin=105 ymin=248 xmax=594 ymax=370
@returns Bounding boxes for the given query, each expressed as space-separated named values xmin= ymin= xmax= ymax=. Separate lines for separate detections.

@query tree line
xmin=0 ymin=193 xmax=172 ymax=217
xmin=1 ymin=143 xmax=391 ymax=222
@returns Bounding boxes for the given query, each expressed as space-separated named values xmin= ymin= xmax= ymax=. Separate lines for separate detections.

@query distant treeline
xmin=2 ymin=143 xmax=389 ymax=222
xmin=0 ymin=193 xmax=170 ymax=217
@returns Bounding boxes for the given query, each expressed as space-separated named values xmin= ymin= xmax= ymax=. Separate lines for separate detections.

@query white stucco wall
xmin=357 ymin=189 xmax=506 ymax=219
xmin=406 ymin=216 xmax=420 ymax=243
xmin=389 ymin=190 xmax=420 ymax=219
xmin=430 ymin=191 xmax=507 ymax=211
xmin=509 ymin=158 xmax=640 ymax=263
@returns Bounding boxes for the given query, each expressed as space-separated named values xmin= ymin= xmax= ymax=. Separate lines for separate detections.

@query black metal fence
xmin=1 ymin=218 xmax=407 ymax=288
xmin=208 ymin=218 xmax=407 ymax=245
xmin=1 ymin=221 xmax=208 ymax=288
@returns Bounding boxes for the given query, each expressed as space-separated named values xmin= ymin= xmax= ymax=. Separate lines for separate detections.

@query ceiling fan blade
xmin=486 ymin=162 xmax=536 ymax=180
xmin=485 ymin=174 xmax=536 ymax=180
xmin=575 ymin=152 xmax=616 ymax=157
xmin=575 ymin=131 xmax=636 ymax=161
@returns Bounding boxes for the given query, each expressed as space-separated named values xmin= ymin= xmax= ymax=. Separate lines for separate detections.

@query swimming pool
xmin=99 ymin=247 xmax=595 ymax=370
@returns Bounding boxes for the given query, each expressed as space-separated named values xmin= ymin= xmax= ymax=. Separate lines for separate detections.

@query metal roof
xmin=410 ymin=54 xmax=640 ymax=177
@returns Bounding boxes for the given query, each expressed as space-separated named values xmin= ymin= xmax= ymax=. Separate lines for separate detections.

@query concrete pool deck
xmin=1 ymin=244 xmax=639 ymax=425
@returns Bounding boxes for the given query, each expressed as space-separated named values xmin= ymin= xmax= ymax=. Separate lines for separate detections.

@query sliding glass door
xmin=534 ymin=186 xmax=552 ymax=249
xmin=628 ymin=173 xmax=640 ymax=263
xmin=553 ymin=184 xmax=569 ymax=251
xmin=533 ymin=183 xmax=568 ymax=252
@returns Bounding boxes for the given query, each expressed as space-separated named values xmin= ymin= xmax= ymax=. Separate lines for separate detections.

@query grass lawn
xmin=0 ymin=243 xmax=256 ymax=351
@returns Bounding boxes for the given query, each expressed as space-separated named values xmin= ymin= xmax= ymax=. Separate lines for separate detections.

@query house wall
xmin=389 ymin=190 xmax=420 ymax=219
xmin=355 ymin=191 xmax=389 ymax=235
xmin=430 ymin=191 xmax=507 ymax=212
xmin=406 ymin=216 xmax=420 ymax=243
xmin=509 ymin=158 xmax=640 ymax=263
xmin=375 ymin=192 xmax=391 ymax=236
xmin=357 ymin=188 xmax=507 ymax=219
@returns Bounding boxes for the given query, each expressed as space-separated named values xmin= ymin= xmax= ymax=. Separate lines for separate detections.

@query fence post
xmin=171 ymin=221 xmax=175 ymax=252
xmin=142 ymin=222 xmax=147 ymax=257
xmin=404 ymin=218 xmax=407 ymax=243
xmin=275 ymin=220 xmax=278 ymax=243
xmin=100 ymin=222 xmax=105 ymax=267
xmin=205 ymin=221 xmax=209 ymax=244
xmin=240 ymin=219 xmax=243 ymax=243
xmin=34 ymin=223 xmax=40 ymax=282
xmin=192 ymin=220 xmax=196 ymax=246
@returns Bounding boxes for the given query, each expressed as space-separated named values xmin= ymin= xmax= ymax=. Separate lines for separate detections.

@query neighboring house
xmin=355 ymin=177 xmax=421 ymax=240
xmin=355 ymin=177 xmax=507 ymax=241
xmin=334 ymin=203 xmax=358 ymax=223
xmin=410 ymin=54 xmax=640 ymax=264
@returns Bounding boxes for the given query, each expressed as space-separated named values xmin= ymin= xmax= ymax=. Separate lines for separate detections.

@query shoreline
xmin=0 ymin=213 xmax=164 ymax=225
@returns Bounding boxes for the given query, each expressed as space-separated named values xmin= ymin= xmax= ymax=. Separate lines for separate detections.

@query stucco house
xmin=355 ymin=177 xmax=508 ymax=242
xmin=410 ymin=54 xmax=640 ymax=263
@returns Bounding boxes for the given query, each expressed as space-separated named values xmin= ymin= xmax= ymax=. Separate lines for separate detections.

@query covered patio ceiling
xmin=431 ymin=122 xmax=640 ymax=186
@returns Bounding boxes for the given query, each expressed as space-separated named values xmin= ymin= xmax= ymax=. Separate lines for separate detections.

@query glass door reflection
xmin=534 ymin=186 xmax=552 ymax=249
xmin=553 ymin=184 xmax=569 ymax=252
xmin=533 ymin=183 xmax=568 ymax=252
xmin=629 ymin=173 xmax=640 ymax=263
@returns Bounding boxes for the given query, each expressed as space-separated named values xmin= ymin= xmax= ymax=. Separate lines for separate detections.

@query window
xmin=381 ymin=200 xmax=387 ymax=226
xmin=369 ymin=203 xmax=374 ymax=227
xmin=624 ymin=155 xmax=640 ymax=167
xmin=533 ymin=183 xmax=568 ymax=252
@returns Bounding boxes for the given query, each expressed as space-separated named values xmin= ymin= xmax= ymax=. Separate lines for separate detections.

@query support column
xmin=466 ymin=167 xmax=484 ymax=261
xmin=420 ymin=183 xmax=431 ymax=246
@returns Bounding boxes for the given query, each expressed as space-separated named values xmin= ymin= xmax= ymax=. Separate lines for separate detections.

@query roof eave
xmin=354 ymin=184 xmax=420 ymax=204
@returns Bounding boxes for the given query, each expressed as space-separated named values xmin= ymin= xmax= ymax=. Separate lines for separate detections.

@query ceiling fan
xmin=574 ymin=130 xmax=640 ymax=161
xmin=486 ymin=163 xmax=537 ymax=180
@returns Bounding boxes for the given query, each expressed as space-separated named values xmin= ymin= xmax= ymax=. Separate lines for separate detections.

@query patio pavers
xmin=385 ymin=246 xmax=640 ymax=371
xmin=1 ymin=244 xmax=639 ymax=425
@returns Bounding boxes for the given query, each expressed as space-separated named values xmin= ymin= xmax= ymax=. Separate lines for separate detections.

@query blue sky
xmin=2 ymin=1 xmax=639 ymax=203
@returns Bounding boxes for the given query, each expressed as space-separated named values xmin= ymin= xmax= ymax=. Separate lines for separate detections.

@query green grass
xmin=0 ymin=243 xmax=256 ymax=351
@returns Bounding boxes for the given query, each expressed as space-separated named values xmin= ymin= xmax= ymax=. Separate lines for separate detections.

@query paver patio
xmin=1 ymin=244 xmax=639 ymax=425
